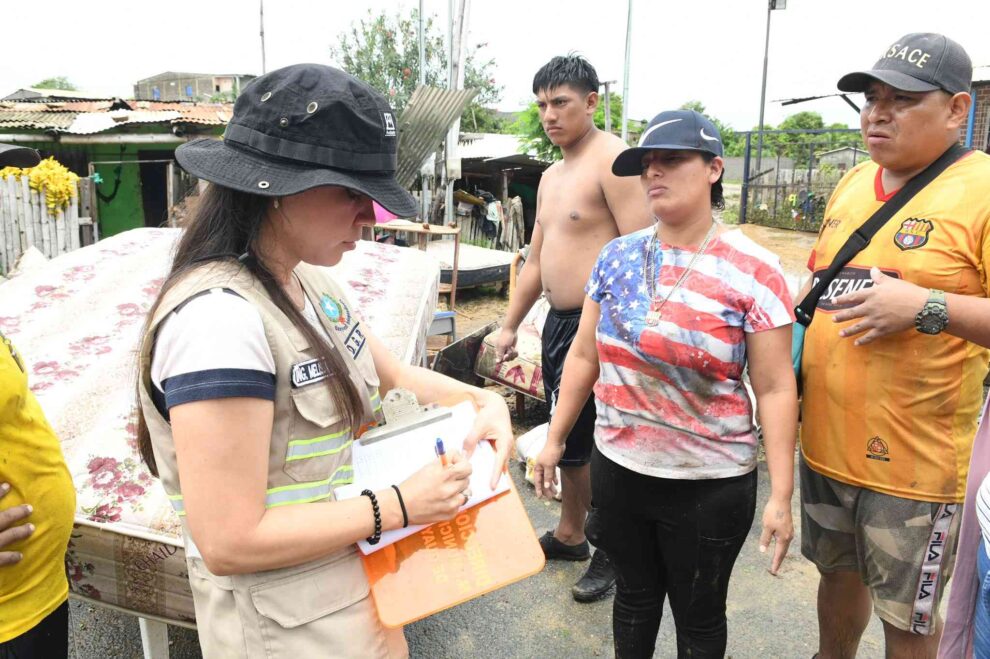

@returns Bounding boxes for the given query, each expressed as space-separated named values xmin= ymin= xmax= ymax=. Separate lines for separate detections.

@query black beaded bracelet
xmin=361 ymin=489 xmax=382 ymax=545
xmin=391 ymin=484 xmax=409 ymax=528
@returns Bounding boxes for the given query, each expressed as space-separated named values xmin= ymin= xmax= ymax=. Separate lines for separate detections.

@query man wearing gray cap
xmin=795 ymin=33 xmax=990 ymax=658
xmin=0 ymin=143 xmax=76 ymax=658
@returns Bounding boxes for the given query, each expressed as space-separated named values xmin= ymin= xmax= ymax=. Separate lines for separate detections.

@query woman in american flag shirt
xmin=533 ymin=110 xmax=798 ymax=659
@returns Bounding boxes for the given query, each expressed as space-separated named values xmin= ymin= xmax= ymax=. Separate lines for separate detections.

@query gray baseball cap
xmin=838 ymin=33 xmax=972 ymax=95
xmin=0 ymin=143 xmax=41 ymax=168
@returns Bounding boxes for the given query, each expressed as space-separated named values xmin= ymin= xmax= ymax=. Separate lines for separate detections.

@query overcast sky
xmin=3 ymin=0 xmax=988 ymax=131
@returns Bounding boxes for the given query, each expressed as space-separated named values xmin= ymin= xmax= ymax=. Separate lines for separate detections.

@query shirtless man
xmin=494 ymin=55 xmax=650 ymax=602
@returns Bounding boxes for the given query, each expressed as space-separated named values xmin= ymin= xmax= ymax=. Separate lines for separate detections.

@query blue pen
xmin=435 ymin=437 xmax=448 ymax=467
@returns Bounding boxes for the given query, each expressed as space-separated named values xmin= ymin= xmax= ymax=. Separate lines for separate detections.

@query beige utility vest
xmin=138 ymin=260 xmax=406 ymax=658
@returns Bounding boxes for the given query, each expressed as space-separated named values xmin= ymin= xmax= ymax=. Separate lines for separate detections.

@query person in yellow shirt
xmin=797 ymin=33 xmax=990 ymax=659
xmin=0 ymin=143 xmax=76 ymax=658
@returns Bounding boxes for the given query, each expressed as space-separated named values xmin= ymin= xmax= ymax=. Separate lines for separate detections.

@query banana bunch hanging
xmin=0 ymin=157 xmax=80 ymax=213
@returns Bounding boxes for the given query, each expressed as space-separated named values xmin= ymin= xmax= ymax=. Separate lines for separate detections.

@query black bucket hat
xmin=175 ymin=63 xmax=417 ymax=218
xmin=0 ymin=143 xmax=41 ymax=168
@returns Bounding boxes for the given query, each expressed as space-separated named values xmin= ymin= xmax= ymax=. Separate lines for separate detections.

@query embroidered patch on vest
xmin=893 ymin=218 xmax=933 ymax=251
xmin=291 ymin=358 xmax=328 ymax=388
xmin=319 ymin=294 xmax=352 ymax=331
xmin=343 ymin=324 xmax=366 ymax=360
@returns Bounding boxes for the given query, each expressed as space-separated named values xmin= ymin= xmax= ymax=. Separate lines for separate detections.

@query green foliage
xmin=679 ymin=101 xmax=746 ymax=156
xmin=753 ymin=111 xmax=863 ymax=168
xmin=511 ymin=92 xmax=624 ymax=163
xmin=330 ymin=9 xmax=503 ymax=131
xmin=32 ymin=76 xmax=77 ymax=91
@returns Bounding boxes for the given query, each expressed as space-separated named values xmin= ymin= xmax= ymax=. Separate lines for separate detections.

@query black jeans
xmin=0 ymin=600 xmax=68 ymax=659
xmin=587 ymin=448 xmax=757 ymax=659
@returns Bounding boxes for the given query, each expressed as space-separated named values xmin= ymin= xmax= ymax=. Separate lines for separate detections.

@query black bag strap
xmin=795 ymin=143 xmax=969 ymax=326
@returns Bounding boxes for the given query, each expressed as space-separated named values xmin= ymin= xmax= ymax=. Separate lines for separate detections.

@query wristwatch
xmin=914 ymin=288 xmax=949 ymax=335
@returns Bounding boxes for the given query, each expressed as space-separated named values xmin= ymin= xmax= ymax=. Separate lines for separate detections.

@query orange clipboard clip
xmin=358 ymin=394 xmax=545 ymax=627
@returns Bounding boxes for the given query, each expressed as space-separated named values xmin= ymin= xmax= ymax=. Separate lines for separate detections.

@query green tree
xmin=32 ymin=76 xmax=77 ymax=91
xmin=330 ymin=9 xmax=503 ymax=131
xmin=679 ymin=101 xmax=745 ymax=156
xmin=511 ymin=92 xmax=625 ymax=162
xmin=755 ymin=111 xmax=863 ymax=167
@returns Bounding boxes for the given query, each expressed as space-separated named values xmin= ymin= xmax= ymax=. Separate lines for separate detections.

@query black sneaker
xmin=539 ymin=531 xmax=591 ymax=561
xmin=572 ymin=550 xmax=615 ymax=602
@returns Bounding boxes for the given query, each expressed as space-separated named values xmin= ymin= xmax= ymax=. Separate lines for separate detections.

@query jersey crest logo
xmin=319 ymin=294 xmax=352 ymax=331
xmin=866 ymin=436 xmax=890 ymax=462
xmin=893 ymin=218 xmax=933 ymax=251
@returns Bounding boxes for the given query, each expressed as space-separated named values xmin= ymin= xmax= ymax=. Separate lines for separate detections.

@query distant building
xmin=133 ymin=72 xmax=256 ymax=102
xmin=816 ymin=146 xmax=870 ymax=172
xmin=965 ymin=67 xmax=990 ymax=153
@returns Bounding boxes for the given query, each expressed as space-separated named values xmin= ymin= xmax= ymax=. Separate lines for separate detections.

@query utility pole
xmin=444 ymin=0 xmax=468 ymax=227
xmin=260 ymin=0 xmax=267 ymax=75
xmin=601 ymin=80 xmax=616 ymax=133
xmin=620 ymin=0 xmax=633 ymax=142
xmin=756 ymin=0 xmax=786 ymax=175
xmin=419 ymin=0 xmax=428 ymax=220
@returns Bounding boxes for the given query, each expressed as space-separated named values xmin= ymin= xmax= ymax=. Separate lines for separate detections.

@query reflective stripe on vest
xmin=370 ymin=389 xmax=382 ymax=414
xmin=285 ymin=429 xmax=352 ymax=461
xmin=166 ymin=464 xmax=354 ymax=517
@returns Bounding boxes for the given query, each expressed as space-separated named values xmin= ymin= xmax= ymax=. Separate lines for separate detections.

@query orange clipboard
xmin=356 ymin=395 xmax=545 ymax=627
xmin=361 ymin=478 xmax=544 ymax=627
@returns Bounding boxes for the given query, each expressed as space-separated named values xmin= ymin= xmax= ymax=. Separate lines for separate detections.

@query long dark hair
xmin=136 ymin=184 xmax=364 ymax=477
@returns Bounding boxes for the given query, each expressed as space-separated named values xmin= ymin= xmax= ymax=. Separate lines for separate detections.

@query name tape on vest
xmin=291 ymin=358 xmax=328 ymax=388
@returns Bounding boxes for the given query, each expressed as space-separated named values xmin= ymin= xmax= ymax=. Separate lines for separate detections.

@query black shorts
xmin=542 ymin=307 xmax=596 ymax=467
xmin=0 ymin=599 xmax=68 ymax=658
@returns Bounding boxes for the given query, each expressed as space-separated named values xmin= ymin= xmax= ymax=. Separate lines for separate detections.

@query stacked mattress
xmin=0 ymin=228 xmax=440 ymax=624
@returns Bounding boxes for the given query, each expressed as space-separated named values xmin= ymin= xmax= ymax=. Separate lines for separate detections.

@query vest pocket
xmin=285 ymin=386 xmax=352 ymax=483
xmin=248 ymin=552 xmax=391 ymax=657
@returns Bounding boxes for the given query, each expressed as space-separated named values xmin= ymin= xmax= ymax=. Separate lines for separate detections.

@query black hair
xmin=135 ymin=184 xmax=364 ymax=477
xmin=699 ymin=152 xmax=726 ymax=211
xmin=532 ymin=55 xmax=599 ymax=96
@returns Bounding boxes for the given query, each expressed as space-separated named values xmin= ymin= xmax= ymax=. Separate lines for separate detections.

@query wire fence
xmin=739 ymin=128 xmax=864 ymax=232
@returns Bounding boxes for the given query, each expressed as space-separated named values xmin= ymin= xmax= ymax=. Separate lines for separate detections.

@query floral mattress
xmin=0 ymin=228 xmax=440 ymax=624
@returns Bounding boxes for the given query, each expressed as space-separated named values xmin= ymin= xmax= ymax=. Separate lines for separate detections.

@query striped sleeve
xmin=721 ymin=233 xmax=795 ymax=333
xmin=151 ymin=290 xmax=276 ymax=413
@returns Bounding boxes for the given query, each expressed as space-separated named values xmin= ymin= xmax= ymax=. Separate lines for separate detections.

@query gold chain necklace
xmin=643 ymin=221 xmax=718 ymax=327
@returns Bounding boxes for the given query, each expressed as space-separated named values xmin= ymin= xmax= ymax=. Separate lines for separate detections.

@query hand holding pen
xmin=396 ymin=438 xmax=473 ymax=524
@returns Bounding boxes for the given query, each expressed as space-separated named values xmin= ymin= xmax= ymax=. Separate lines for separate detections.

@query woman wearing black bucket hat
xmin=534 ymin=109 xmax=798 ymax=658
xmin=133 ymin=64 xmax=512 ymax=657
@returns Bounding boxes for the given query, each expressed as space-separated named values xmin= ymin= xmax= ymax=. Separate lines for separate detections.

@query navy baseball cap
xmin=838 ymin=33 xmax=972 ymax=95
xmin=612 ymin=110 xmax=723 ymax=177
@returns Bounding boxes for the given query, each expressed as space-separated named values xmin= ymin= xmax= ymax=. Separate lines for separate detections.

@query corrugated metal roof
xmin=0 ymin=111 xmax=77 ymax=129
xmin=1 ymin=88 xmax=113 ymax=101
xmin=0 ymin=100 xmax=234 ymax=134
xmin=458 ymin=132 xmax=533 ymax=160
xmin=395 ymin=86 xmax=478 ymax=188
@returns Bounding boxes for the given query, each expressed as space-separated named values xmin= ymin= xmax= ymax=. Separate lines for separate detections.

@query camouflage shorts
xmin=800 ymin=459 xmax=961 ymax=635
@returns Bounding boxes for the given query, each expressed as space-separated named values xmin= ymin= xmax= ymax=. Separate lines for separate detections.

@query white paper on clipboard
xmin=334 ymin=400 xmax=510 ymax=554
